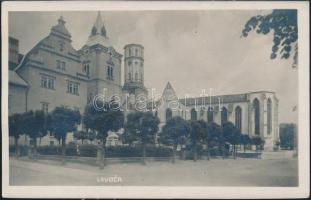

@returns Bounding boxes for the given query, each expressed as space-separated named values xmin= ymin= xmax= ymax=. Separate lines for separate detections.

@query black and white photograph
xmin=1 ymin=1 xmax=309 ymax=199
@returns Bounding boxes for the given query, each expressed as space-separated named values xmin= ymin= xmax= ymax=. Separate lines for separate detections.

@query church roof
xmin=161 ymin=82 xmax=178 ymax=102
xmin=85 ymin=12 xmax=111 ymax=47
xmin=9 ymin=70 xmax=28 ymax=87
xmin=179 ymin=94 xmax=248 ymax=106
xmin=147 ymin=82 xmax=252 ymax=110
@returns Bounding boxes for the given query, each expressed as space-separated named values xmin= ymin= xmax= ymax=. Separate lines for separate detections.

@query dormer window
xmin=84 ymin=64 xmax=90 ymax=75
xmin=59 ymin=40 xmax=65 ymax=51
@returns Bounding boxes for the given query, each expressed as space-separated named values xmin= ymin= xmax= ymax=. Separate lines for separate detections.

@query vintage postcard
xmin=1 ymin=1 xmax=310 ymax=199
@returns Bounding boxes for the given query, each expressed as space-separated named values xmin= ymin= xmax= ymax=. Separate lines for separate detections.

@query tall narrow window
xmin=135 ymin=72 xmax=138 ymax=81
xmin=207 ymin=107 xmax=214 ymax=123
xmin=267 ymin=98 xmax=272 ymax=135
xmin=135 ymin=48 xmax=138 ymax=56
xmin=107 ymin=66 xmax=110 ymax=79
xmin=59 ymin=40 xmax=64 ymax=51
xmin=166 ymin=108 xmax=172 ymax=122
xmin=253 ymin=98 xmax=260 ymax=135
xmin=190 ymin=108 xmax=197 ymax=121
xmin=84 ymin=64 xmax=90 ymax=75
xmin=221 ymin=107 xmax=228 ymax=125
xmin=107 ymin=66 xmax=113 ymax=80
xmin=61 ymin=61 xmax=66 ymax=71
xmin=57 ymin=60 xmax=61 ymax=69
xmin=235 ymin=106 xmax=242 ymax=131
xmin=128 ymin=73 xmax=132 ymax=81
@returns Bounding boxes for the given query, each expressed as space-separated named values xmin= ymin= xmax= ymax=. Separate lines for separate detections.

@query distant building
xmin=8 ymin=12 xmax=279 ymax=150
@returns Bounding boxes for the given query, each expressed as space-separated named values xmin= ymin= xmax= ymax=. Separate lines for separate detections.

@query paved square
xmin=9 ymin=157 xmax=298 ymax=186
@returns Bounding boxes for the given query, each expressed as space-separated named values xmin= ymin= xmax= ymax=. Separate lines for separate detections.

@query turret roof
xmin=85 ymin=11 xmax=111 ymax=47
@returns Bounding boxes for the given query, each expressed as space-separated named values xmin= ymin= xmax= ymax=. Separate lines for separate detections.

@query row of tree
xmin=160 ymin=116 xmax=264 ymax=162
xmin=9 ymin=100 xmax=264 ymax=168
xmin=9 ymin=107 xmax=81 ymax=163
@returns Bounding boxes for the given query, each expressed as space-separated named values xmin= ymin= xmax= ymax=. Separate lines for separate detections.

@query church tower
xmin=123 ymin=44 xmax=148 ymax=110
xmin=80 ymin=12 xmax=123 ymax=103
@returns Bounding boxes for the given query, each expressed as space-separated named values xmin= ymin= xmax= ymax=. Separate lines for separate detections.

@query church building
xmin=8 ymin=12 xmax=279 ymax=150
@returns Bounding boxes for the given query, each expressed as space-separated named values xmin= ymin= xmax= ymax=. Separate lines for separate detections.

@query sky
xmin=8 ymin=10 xmax=298 ymax=123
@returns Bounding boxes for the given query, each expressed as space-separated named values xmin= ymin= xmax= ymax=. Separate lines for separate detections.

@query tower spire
xmin=85 ymin=11 xmax=110 ymax=47
xmin=90 ymin=11 xmax=107 ymax=37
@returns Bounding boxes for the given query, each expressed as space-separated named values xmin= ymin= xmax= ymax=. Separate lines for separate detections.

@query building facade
xmin=149 ymin=82 xmax=279 ymax=151
xmin=8 ymin=12 xmax=279 ymax=150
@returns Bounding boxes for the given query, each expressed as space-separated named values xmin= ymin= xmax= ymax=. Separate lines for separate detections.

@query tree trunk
xmin=14 ymin=136 xmax=19 ymax=158
xmin=97 ymin=145 xmax=103 ymax=169
xmin=98 ymin=138 xmax=106 ymax=169
xmin=207 ymin=142 xmax=211 ymax=160
xmin=172 ymin=144 xmax=177 ymax=163
xmin=142 ymin=143 xmax=146 ymax=165
xmin=181 ymin=148 xmax=185 ymax=160
xmin=33 ymin=138 xmax=37 ymax=160
xmin=222 ymin=144 xmax=225 ymax=159
xmin=233 ymin=145 xmax=236 ymax=159
xmin=61 ymin=138 xmax=66 ymax=165
xmin=193 ymin=144 xmax=197 ymax=162
xmin=102 ymin=142 xmax=106 ymax=167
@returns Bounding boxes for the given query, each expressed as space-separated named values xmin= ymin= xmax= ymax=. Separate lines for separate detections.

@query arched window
xmin=207 ymin=107 xmax=214 ymax=123
xmin=166 ymin=108 xmax=172 ymax=122
xmin=135 ymin=72 xmax=138 ymax=81
xmin=221 ymin=107 xmax=228 ymax=125
xmin=128 ymin=73 xmax=132 ymax=81
xmin=155 ymin=110 xmax=158 ymax=117
xmin=235 ymin=106 xmax=242 ymax=131
xmin=253 ymin=98 xmax=260 ymax=135
xmin=190 ymin=108 xmax=197 ymax=121
xmin=135 ymin=48 xmax=138 ymax=56
xmin=267 ymin=98 xmax=272 ymax=135
xmin=129 ymin=49 xmax=132 ymax=56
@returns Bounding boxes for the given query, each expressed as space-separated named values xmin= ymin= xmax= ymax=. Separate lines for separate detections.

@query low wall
xmin=34 ymin=155 xmax=172 ymax=166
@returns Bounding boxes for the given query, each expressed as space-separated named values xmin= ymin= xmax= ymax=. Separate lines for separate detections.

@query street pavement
xmin=9 ymin=156 xmax=298 ymax=186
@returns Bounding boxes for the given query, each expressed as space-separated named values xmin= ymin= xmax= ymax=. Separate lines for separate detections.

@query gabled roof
xmin=50 ymin=16 xmax=71 ymax=41
xmin=9 ymin=70 xmax=28 ymax=87
xmin=162 ymin=82 xmax=178 ymax=102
